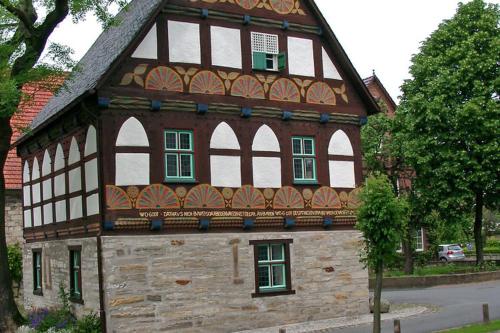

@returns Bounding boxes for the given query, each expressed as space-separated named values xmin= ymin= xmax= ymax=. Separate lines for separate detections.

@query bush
xmin=71 ymin=313 xmax=101 ymax=333
xmin=8 ymin=243 xmax=23 ymax=284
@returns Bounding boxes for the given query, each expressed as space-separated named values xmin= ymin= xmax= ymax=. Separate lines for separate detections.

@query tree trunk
xmin=402 ymin=238 xmax=414 ymax=275
xmin=474 ymin=191 xmax=484 ymax=266
xmin=0 ymin=117 xmax=23 ymax=332
xmin=373 ymin=260 xmax=383 ymax=333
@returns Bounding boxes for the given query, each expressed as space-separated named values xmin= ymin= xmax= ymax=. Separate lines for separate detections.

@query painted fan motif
xmin=184 ymin=184 xmax=225 ymax=209
xmin=306 ymin=82 xmax=337 ymax=105
xmin=232 ymin=186 xmax=266 ymax=209
xmin=189 ymin=71 xmax=225 ymax=95
xmin=273 ymin=186 xmax=304 ymax=209
xmin=348 ymin=188 xmax=361 ymax=209
xmin=106 ymin=186 xmax=132 ymax=210
xmin=269 ymin=79 xmax=301 ymax=103
xmin=136 ymin=184 xmax=180 ymax=209
xmin=231 ymin=75 xmax=265 ymax=99
xmin=145 ymin=66 xmax=183 ymax=92
xmin=236 ymin=0 xmax=259 ymax=9
xmin=269 ymin=0 xmax=295 ymax=14
xmin=312 ymin=187 xmax=342 ymax=209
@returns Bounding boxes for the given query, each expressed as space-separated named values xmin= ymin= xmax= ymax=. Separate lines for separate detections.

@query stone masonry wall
xmin=23 ymin=238 xmax=100 ymax=318
xmin=101 ymin=231 xmax=369 ymax=333
xmin=5 ymin=192 xmax=24 ymax=245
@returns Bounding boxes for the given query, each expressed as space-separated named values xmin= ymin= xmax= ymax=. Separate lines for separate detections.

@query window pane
xmin=165 ymin=132 xmax=177 ymax=150
xmin=166 ymin=154 xmax=178 ymax=178
xmin=303 ymin=139 xmax=314 ymax=155
xmin=180 ymin=155 xmax=192 ymax=178
xmin=257 ymin=245 xmax=269 ymax=261
xmin=272 ymin=264 xmax=285 ymax=287
xmin=293 ymin=158 xmax=303 ymax=179
xmin=292 ymin=139 xmax=302 ymax=155
xmin=304 ymin=158 xmax=315 ymax=180
xmin=271 ymin=244 xmax=283 ymax=261
xmin=179 ymin=133 xmax=191 ymax=150
xmin=258 ymin=265 xmax=270 ymax=288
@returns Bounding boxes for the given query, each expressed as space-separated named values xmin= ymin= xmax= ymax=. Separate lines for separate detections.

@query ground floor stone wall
xmin=23 ymin=238 xmax=101 ymax=317
xmin=101 ymin=231 xmax=369 ymax=333
xmin=5 ymin=191 xmax=23 ymax=245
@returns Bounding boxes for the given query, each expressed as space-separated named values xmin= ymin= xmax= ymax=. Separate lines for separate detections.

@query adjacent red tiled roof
xmin=5 ymin=83 xmax=60 ymax=189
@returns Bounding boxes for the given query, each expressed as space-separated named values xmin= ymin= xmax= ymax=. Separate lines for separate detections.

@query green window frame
xmin=292 ymin=136 xmax=317 ymax=184
xmin=33 ymin=249 xmax=42 ymax=295
xmin=250 ymin=239 xmax=294 ymax=298
xmin=69 ymin=246 xmax=82 ymax=302
xmin=164 ymin=130 xmax=195 ymax=183
xmin=251 ymin=32 xmax=286 ymax=71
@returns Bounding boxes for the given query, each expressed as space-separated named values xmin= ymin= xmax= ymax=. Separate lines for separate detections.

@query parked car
xmin=438 ymin=244 xmax=466 ymax=262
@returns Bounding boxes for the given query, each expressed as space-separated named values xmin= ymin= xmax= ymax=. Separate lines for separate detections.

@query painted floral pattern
xmin=269 ymin=0 xmax=295 ymax=14
xmin=306 ymin=82 xmax=337 ymax=105
xmin=189 ymin=71 xmax=225 ymax=95
xmin=232 ymin=185 xmax=266 ymax=209
xmin=269 ymin=78 xmax=301 ymax=103
xmin=231 ymin=75 xmax=265 ymax=99
xmin=273 ymin=186 xmax=304 ymax=209
xmin=136 ymin=184 xmax=180 ymax=209
xmin=311 ymin=187 xmax=341 ymax=209
xmin=145 ymin=66 xmax=184 ymax=92
xmin=106 ymin=186 xmax=132 ymax=210
xmin=184 ymin=184 xmax=225 ymax=209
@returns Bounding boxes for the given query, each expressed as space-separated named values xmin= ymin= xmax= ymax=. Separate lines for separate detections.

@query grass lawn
xmin=383 ymin=263 xmax=500 ymax=278
xmin=438 ymin=319 xmax=500 ymax=332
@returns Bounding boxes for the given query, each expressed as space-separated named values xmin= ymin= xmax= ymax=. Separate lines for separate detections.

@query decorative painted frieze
xmin=189 ymin=0 xmax=306 ymax=16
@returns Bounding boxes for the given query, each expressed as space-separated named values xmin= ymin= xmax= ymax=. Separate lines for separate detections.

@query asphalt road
xmin=330 ymin=280 xmax=500 ymax=333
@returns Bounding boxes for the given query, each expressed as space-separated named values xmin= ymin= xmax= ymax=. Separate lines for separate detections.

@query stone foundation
xmin=101 ymin=231 xmax=369 ymax=333
xmin=5 ymin=191 xmax=23 ymax=245
xmin=23 ymin=238 xmax=101 ymax=317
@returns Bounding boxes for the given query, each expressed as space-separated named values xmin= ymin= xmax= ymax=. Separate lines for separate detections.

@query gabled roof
xmin=20 ymin=0 xmax=378 ymax=145
xmin=363 ymin=73 xmax=397 ymax=113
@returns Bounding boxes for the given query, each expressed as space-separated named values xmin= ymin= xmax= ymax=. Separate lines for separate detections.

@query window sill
xmin=163 ymin=179 xmax=198 ymax=184
xmin=252 ymin=289 xmax=295 ymax=298
xmin=293 ymin=180 xmax=319 ymax=185
xmin=33 ymin=290 xmax=43 ymax=296
xmin=70 ymin=297 xmax=84 ymax=305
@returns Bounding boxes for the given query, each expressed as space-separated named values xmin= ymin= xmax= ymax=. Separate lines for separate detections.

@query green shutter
xmin=252 ymin=52 xmax=267 ymax=70
xmin=278 ymin=52 xmax=287 ymax=71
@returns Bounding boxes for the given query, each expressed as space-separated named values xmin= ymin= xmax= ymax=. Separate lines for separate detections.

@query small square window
xmin=292 ymin=137 xmax=317 ymax=184
xmin=251 ymin=32 xmax=286 ymax=72
xmin=164 ymin=130 xmax=195 ymax=183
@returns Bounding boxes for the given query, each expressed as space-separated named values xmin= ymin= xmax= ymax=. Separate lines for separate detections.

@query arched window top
xmin=252 ymin=125 xmax=280 ymax=152
xmin=68 ymin=137 xmax=81 ymax=165
xmin=210 ymin=122 xmax=240 ymax=150
xmin=328 ymin=130 xmax=354 ymax=156
xmin=116 ymin=117 xmax=149 ymax=147
xmin=54 ymin=144 xmax=65 ymax=171
xmin=32 ymin=157 xmax=40 ymax=180
xmin=84 ymin=125 xmax=97 ymax=156
xmin=42 ymin=149 xmax=52 ymax=176
xmin=23 ymin=161 xmax=30 ymax=184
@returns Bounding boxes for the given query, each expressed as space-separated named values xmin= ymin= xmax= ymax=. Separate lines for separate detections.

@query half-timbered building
xmin=16 ymin=0 xmax=379 ymax=331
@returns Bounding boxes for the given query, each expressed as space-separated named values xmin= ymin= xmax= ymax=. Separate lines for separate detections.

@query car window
xmin=438 ymin=246 xmax=443 ymax=251
xmin=448 ymin=245 xmax=462 ymax=251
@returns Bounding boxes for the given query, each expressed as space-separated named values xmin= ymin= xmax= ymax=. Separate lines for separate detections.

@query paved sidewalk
xmin=234 ymin=305 xmax=430 ymax=333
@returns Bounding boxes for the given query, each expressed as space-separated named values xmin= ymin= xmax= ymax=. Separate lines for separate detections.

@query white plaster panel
xmin=42 ymin=179 xmax=52 ymax=200
xmin=23 ymin=161 xmax=30 ymax=183
xmin=329 ymin=161 xmax=356 ymax=188
xmin=69 ymin=167 xmax=82 ymax=193
xmin=288 ymin=37 xmax=315 ymax=77
xmin=70 ymin=196 xmax=83 ymax=220
xmin=32 ymin=183 xmax=41 ymax=204
xmin=86 ymin=194 xmax=100 ymax=216
xmin=132 ymin=24 xmax=158 ymax=59
xmin=84 ymin=125 xmax=98 ymax=157
xmin=168 ymin=21 xmax=201 ymax=64
xmin=43 ymin=203 xmax=53 ymax=224
xmin=68 ymin=137 xmax=81 ymax=165
xmin=116 ymin=117 xmax=149 ymax=147
xmin=115 ymin=153 xmax=150 ymax=186
xmin=210 ymin=122 xmax=240 ymax=150
xmin=328 ymin=130 xmax=354 ymax=156
xmin=54 ymin=174 xmax=66 ymax=197
xmin=210 ymin=155 xmax=241 ymax=188
xmin=85 ymin=158 xmax=99 ymax=192
xmin=252 ymin=125 xmax=280 ymax=152
xmin=24 ymin=209 xmax=32 ymax=228
xmin=32 ymin=158 xmax=40 ymax=180
xmin=33 ymin=207 xmax=42 ymax=227
xmin=42 ymin=150 xmax=51 ymax=176
xmin=322 ymin=47 xmax=342 ymax=80
xmin=23 ymin=185 xmax=31 ymax=206
xmin=54 ymin=144 xmax=65 ymax=171
xmin=211 ymin=26 xmax=242 ymax=69
xmin=252 ymin=157 xmax=282 ymax=188
xmin=55 ymin=200 xmax=67 ymax=223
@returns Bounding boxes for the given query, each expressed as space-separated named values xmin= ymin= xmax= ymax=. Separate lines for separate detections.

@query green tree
xmin=0 ymin=1 xmax=126 ymax=331
xmin=356 ymin=174 xmax=406 ymax=333
xmin=398 ymin=0 xmax=499 ymax=265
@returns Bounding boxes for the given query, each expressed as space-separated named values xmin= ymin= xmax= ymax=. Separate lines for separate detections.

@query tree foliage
xmin=398 ymin=0 xmax=500 ymax=264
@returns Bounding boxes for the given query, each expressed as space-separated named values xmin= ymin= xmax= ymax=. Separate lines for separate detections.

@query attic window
xmin=251 ymin=32 xmax=286 ymax=71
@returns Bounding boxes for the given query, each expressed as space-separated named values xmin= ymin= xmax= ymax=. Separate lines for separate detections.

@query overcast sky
xmin=43 ymin=0 xmax=498 ymax=102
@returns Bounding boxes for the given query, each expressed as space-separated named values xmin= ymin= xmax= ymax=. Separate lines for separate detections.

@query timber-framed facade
xmin=16 ymin=0 xmax=379 ymax=331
